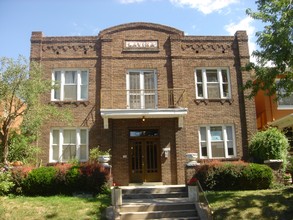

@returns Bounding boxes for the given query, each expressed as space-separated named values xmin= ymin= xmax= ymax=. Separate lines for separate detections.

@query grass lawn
xmin=0 ymin=194 xmax=110 ymax=220
xmin=206 ymin=186 xmax=293 ymax=220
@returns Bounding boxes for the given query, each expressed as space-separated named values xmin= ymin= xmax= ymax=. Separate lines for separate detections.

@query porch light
xmin=142 ymin=116 xmax=145 ymax=122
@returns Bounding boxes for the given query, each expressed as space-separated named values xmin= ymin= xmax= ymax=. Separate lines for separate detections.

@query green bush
xmin=0 ymin=171 xmax=15 ymax=195
xmin=14 ymin=162 xmax=111 ymax=196
xmin=22 ymin=166 xmax=57 ymax=195
xmin=194 ymin=162 xmax=273 ymax=191
xmin=249 ymin=127 xmax=290 ymax=166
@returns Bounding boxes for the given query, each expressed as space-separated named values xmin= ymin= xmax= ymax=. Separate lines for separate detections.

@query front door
xmin=129 ymin=130 xmax=161 ymax=183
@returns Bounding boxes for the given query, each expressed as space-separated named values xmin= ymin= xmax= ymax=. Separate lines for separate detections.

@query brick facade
xmin=30 ymin=22 xmax=256 ymax=185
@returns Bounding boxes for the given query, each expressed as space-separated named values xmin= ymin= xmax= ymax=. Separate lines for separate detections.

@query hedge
xmin=194 ymin=161 xmax=273 ymax=190
xmin=10 ymin=162 xmax=111 ymax=196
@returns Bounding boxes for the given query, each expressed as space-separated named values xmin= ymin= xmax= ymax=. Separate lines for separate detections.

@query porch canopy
xmin=269 ymin=113 xmax=293 ymax=129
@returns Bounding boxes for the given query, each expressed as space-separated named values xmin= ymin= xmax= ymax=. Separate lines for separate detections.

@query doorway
xmin=129 ymin=130 xmax=161 ymax=183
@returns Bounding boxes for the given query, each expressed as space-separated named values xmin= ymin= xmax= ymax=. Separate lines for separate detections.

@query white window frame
xmin=199 ymin=125 xmax=236 ymax=159
xmin=51 ymin=69 xmax=89 ymax=101
xmin=126 ymin=69 xmax=158 ymax=109
xmin=49 ymin=128 xmax=89 ymax=163
xmin=195 ymin=68 xmax=231 ymax=99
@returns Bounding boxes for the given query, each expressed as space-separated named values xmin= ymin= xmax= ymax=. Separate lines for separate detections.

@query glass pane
xmin=80 ymin=129 xmax=87 ymax=144
xmin=63 ymin=145 xmax=76 ymax=160
xmin=221 ymin=69 xmax=228 ymax=82
xmin=227 ymin=142 xmax=234 ymax=156
xmin=196 ymin=70 xmax=202 ymax=82
xmin=211 ymin=126 xmax=223 ymax=141
xmin=144 ymin=72 xmax=155 ymax=90
xmin=52 ymin=145 xmax=59 ymax=161
xmin=54 ymin=71 xmax=61 ymax=81
xmin=54 ymin=89 xmax=60 ymax=100
xmin=80 ymin=85 xmax=88 ymax=99
xmin=197 ymin=84 xmax=203 ymax=97
xmin=145 ymin=95 xmax=155 ymax=108
xmin=278 ymin=95 xmax=293 ymax=106
xmin=129 ymin=94 xmax=141 ymax=109
xmin=80 ymin=145 xmax=87 ymax=160
xmin=207 ymin=84 xmax=220 ymax=98
xmin=206 ymin=69 xmax=218 ymax=82
xmin=81 ymin=71 xmax=88 ymax=84
xmin=54 ymin=71 xmax=61 ymax=100
xmin=52 ymin=130 xmax=59 ymax=145
xmin=64 ymin=85 xmax=77 ymax=100
xmin=65 ymin=71 xmax=77 ymax=84
xmin=200 ymin=127 xmax=206 ymax=141
xmin=211 ymin=142 xmax=225 ymax=157
xmin=226 ymin=126 xmax=233 ymax=140
xmin=130 ymin=130 xmax=159 ymax=137
xmin=63 ymin=130 xmax=76 ymax=144
xmin=201 ymin=143 xmax=207 ymax=157
xmin=222 ymin=84 xmax=229 ymax=97
xmin=129 ymin=72 xmax=140 ymax=90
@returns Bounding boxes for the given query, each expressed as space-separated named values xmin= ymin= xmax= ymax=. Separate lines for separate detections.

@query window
xmin=52 ymin=69 xmax=88 ymax=101
xmin=50 ymin=128 xmax=88 ymax=162
xmin=277 ymin=82 xmax=293 ymax=109
xmin=195 ymin=68 xmax=231 ymax=99
xmin=199 ymin=125 xmax=236 ymax=158
xmin=126 ymin=70 xmax=157 ymax=109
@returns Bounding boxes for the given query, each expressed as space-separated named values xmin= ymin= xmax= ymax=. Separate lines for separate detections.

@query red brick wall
xmin=30 ymin=23 xmax=256 ymax=185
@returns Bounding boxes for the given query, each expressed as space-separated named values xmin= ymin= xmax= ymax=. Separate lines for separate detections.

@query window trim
xmin=126 ymin=69 xmax=158 ymax=109
xmin=51 ymin=69 xmax=89 ymax=101
xmin=49 ymin=127 xmax=89 ymax=163
xmin=194 ymin=68 xmax=231 ymax=100
xmin=199 ymin=124 xmax=236 ymax=159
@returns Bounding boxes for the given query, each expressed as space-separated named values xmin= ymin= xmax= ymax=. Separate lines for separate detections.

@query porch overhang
xmin=269 ymin=113 xmax=293 ymax=129
xmin=100 ymin=108 xmax=188 ymax=129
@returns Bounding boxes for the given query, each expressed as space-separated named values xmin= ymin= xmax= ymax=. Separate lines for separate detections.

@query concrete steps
xmin=117 ymin=185 xmax=199 ymax=220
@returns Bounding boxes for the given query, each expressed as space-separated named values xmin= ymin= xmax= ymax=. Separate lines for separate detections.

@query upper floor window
xmin=195 ymin=68 xmax=231 ymax=99
xmin=277 ymin=82 xmax=293 ymax=109
xmin=52 ymin=69 xmax=88 ymax=101
xmin=126 ymin=70 xmax=157 ymax=109
xmin=199 ymin=125 xmax=236 ymax=159
xmin=50 ymin=128 xmax=88 ymax=162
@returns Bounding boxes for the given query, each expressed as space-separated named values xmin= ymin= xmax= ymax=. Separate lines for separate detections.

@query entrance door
xmin=129 ymin=130 xmax=161 ymax=183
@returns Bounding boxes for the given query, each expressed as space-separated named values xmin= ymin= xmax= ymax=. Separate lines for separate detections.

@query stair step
xmin=122 ymin=186 xmax=187 ymax=194
xmin=120 ymin=203 xmax=196 ymax=212
xmin=120 ymin=209 xmax=198 ymax=220
xmin=123 ymin=192 xmax=188 ymax=199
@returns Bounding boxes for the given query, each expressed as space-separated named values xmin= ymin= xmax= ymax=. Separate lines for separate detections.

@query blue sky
xmin=0 ymin=0 xmax=261 ymax=60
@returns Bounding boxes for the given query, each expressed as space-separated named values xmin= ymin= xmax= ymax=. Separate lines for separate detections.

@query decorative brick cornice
xmin=42 ymin=44 xmax=96 ymax=53
xmin=181 ymin=43 xmax=232 ymax=53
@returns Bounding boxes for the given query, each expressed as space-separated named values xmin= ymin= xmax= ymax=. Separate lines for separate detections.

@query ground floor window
xmin=50 ymin=128 xmax=88 ymax=162
xmin=199 ymin=125 xmax=236 ymax=159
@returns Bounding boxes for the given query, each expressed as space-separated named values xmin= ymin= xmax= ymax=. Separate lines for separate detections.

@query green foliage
xmin=89 ymin=146 xmax=111 ymax=161
xmin=22 ymin=167 xmax=57 ymax=195
xmin=13 ymin=162 xmax=111 ymax=196
xmin=249 ymin=127 xmax=290 ymax=166
xmin=195 ymin=162 xmax=273 ymax=190
xmin=0 ymin=171 xmax=14 ymax=195
xmin=0 ymin=56 xmax=72 ymax=163
xmin=6 ymin=131 xmax=40 ymax=164
xmin=244 ymin=0 xmax=293 ymax=98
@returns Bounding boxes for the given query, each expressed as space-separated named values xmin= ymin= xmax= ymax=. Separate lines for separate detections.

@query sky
xmin=0 ymin=0 xmax=262 ymax=61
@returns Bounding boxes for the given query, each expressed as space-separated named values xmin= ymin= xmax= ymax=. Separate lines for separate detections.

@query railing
xmin=100 ymin=88 xmax=187 ymax=109
xmin=197 ymin=180 xmax=213 ymax=220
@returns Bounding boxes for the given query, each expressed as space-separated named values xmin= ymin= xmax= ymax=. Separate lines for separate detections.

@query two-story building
xmin=30 ymin=22 xmax=256 ymax=185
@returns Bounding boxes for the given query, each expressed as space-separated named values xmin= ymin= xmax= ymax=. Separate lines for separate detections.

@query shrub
xmin=22 ymin=166 xmax=57 ymax=195
xmin=249 ymin=127 xmax=290 ymax=166
xmin=10 ymin=165 xmax=34 ymax=194
xmin=194 ymin=162 xmax=273 ymax=191
xmin=0 ymin=170 xmax=14 ymax=195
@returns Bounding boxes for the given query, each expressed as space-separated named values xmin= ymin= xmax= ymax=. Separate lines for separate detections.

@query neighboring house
xmin=255 ymin=87 xmax=293 ymax=153
xmin=30 ymin=22 xmax=256 ymax=185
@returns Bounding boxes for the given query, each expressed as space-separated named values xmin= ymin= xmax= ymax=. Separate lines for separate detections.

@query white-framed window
xmin=50 ymin=128 xmax=88 ymax=162
xmin=195 ymin=68 xmax=231 ymax=99
xmin=199 ymin=125 xmax=236 ymax=159
xmin=126 ymin=70 xmax=157 ymax=109
xmin=277 ymin=81 xmax=293 ymax=109
xmin=51 ymin=69 xmax=88 ymax=101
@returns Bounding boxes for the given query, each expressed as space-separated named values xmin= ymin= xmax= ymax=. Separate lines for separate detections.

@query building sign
xmin=125 ymin=40 xmax=158 ymax=50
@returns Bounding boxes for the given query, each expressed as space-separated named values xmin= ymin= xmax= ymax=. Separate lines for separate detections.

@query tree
xmin=244 ymin=0 xmax=293 ymax=98
xmin=0 ymin=56 xmax=71 ymax=164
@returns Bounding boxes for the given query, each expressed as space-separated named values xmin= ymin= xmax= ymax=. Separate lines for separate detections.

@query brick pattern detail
xmin=30 ymin=23 xmax=257 ymax=185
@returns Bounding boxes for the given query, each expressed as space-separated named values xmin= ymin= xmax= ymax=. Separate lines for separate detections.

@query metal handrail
xmin=197 ymin=180 xmax=213 ymax=220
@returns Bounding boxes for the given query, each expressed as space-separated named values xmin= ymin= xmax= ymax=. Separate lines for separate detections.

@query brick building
xmin=30 ymin=22 xmax=256 ymax=185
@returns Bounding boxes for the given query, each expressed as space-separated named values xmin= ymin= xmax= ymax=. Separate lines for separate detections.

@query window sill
xmin=50 ymin=101 xmax=90 ymax=107
xmin=198 ymin=157 xmax=240 ymax=163
xmin=194 ymin=99 xmax=233 ymax=105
